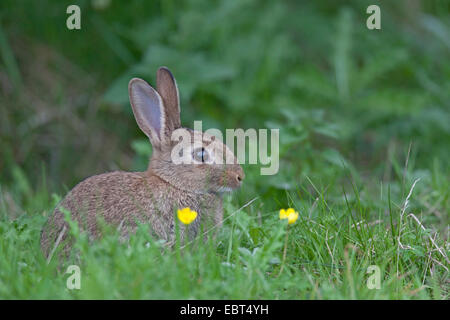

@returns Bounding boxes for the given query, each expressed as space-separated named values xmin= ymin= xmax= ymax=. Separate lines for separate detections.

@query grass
xmin=0 ymin=0 xmax=449 ymax=299
xmin=0 ymin=160 xmax=448 ymax=299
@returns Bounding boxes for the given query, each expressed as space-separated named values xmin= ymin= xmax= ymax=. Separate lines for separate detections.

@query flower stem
xmin=277 ymin=225 xmax=289 ymax=277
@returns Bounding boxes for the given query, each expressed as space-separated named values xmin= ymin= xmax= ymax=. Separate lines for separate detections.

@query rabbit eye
xmin=193 ymin=147 xmax=209 ymax=163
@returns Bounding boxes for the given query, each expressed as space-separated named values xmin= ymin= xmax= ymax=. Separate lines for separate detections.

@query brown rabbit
xmin=40 ymin=67 xmax=244 ymax=261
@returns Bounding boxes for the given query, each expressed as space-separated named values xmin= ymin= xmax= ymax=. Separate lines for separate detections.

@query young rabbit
xmin=40 ymin=67 xmax=244 ymax=260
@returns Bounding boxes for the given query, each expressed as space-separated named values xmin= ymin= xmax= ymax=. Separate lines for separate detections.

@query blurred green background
xmin=0 ymin=0 xmax=449 ymax=300
xmin=0 ymin=0 xmax=449 ymax=221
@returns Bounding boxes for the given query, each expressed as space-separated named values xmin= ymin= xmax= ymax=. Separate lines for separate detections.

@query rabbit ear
xmin=129 ymin=78 xmax=166 ymax=149
xmin=156 ymin=66 xmax=181 ymax=132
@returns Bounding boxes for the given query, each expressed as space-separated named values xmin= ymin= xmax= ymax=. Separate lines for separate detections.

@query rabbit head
xmin=129 ymin=67 xmax=244 ymax=195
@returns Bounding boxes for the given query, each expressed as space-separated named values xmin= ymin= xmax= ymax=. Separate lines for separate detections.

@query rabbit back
xmin=40 ymin=170 xmax=222 ymax=258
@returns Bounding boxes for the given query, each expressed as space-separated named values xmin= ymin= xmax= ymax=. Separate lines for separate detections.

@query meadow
xmin=0 ymin=0 xmax=448 ymax=299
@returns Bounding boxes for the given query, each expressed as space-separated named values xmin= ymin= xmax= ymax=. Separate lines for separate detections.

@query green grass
xmin=0 ymin=161 xmax=448 ymax=299
xmin=0 ymin=0 xmax=449 ymax=299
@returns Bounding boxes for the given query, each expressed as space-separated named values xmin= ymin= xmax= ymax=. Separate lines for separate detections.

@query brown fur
xmin=40 ymin=67 xmax=244 ymax=260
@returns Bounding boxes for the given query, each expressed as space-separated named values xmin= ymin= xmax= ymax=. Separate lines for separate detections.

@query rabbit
xmin=40 ymin=66 xmax=244 ymax=261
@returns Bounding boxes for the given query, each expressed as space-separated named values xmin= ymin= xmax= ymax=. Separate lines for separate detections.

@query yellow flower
xmin=177 ymin=207 xmax=198 ymax=225
xmin=279 ymin=208 xmax=299 ymax=225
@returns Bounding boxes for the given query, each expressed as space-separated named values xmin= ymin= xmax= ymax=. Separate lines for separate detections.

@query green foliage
xmin=0 ymin=170 xmax=448 ymax=299
xmin=0 ymin=0 xmax=449 ymax=299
